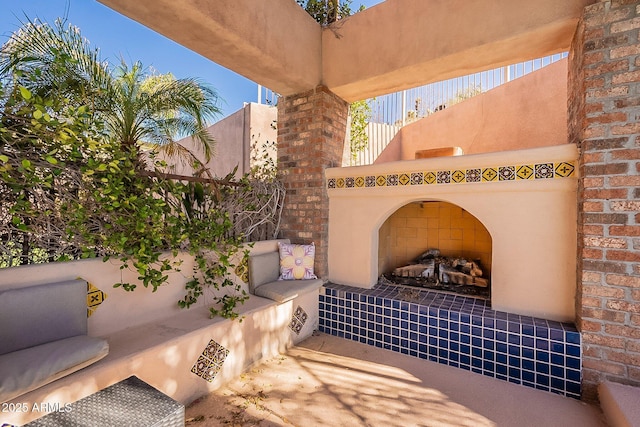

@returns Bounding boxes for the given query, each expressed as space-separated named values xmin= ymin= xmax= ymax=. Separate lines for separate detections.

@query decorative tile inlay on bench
xmin=191 ymin=339 xmax=229 ymax=382
xmin=327 ymin=161 xmax=575 ymax=189
xmin=290 ymin=306 xmax=308 ymax=335
xmin=86 ymin=282 xmax=107 ymax=318
xmin=319 ymin=283 xmax=581 ymax=399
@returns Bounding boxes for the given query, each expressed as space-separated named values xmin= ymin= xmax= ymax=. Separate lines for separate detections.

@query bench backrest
xmin=0 ymin=279 xmax=88 ymax=355
xmin=247 ymin=252 xmax=280 ymax=293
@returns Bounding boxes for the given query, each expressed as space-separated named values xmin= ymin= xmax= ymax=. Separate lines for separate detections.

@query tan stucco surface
xmin=324 ymin=0 xmax=590 ymax=102
xmin=168 ymin=102 xmax=276 ymax=178
xmin=97 ymin=0 xmax=322 ymax=95
xmin=98 ymin=0 xmax=593 ymax=102
xmin=0 ymin=240 xmax=283 ymax=336
xmin=327 ymin=145 xmax=578 ymax=322
xmin=0 ymin=240 xmax=321 ymax=426
xmin=376 ymin=58 xmax=569 ymax=163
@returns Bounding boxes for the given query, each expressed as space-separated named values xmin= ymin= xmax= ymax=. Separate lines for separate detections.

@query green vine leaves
xmin=0 ymin=85 xmax=271 ymax=319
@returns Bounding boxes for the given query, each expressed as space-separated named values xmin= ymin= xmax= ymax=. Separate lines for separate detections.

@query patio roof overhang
xmin=97 ymin=0 xmax=595 ymax=102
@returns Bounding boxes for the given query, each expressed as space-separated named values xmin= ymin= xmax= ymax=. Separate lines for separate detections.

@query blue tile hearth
xmin=319 ymin=283 xmax=581 ymax=399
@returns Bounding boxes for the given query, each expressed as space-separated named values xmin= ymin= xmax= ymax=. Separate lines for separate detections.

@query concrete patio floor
xmin=185 ymin=332 xmax=606 ymax=427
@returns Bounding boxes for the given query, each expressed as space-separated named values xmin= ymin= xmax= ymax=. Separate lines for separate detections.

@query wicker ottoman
xmin=25 ymin=376 xmax=184 ymax=426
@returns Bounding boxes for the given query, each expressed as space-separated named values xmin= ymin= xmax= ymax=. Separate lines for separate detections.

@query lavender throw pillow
xmin=278 ymin=242 xmax=318 ymax=280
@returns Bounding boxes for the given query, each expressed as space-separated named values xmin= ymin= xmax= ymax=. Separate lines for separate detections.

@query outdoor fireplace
xmin=326 ymin=144 xmax=578 ymax=322
xmin=322 ymin=144 xmax=581 ymax=398
xmin=379 ymin=201 xmax=491 ymax=299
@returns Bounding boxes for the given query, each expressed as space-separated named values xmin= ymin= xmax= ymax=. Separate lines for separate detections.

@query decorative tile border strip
xmin=319 ymin=283 xmax=581 ymax=399
xmin=191 ymin=339 xmax=229 ymax=382
xmin=327 ymin=161 xmax=575 ymax=189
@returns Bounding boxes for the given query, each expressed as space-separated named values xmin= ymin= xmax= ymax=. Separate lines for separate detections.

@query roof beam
xmin=323 ymin=0 xmax=595 ymax=102
xmin=97 ymin=0 xmax=322 ymax=96
xmin=99 ymin=0 xmax=595 ymax=102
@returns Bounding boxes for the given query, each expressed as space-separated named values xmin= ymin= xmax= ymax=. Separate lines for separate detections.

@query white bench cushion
xmin=253 ymin=278 xmax=323 ymax=303
xmin=0 ymin=335 xmax=109 ymax=403
xmin=249 ymin=251 xmax=324 ymax=303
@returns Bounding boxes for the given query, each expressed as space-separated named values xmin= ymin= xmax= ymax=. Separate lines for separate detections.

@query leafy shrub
xmin=0 ymin=85 xmax=283 ymax=319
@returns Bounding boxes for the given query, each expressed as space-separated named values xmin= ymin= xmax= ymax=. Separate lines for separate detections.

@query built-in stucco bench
xmin=1 ymin=280 xmax=319 ymax=425
xmin=0 ymin=240 xmax=323 ymax=426
xmin=0 ymin=280 xmax=109 ymax=403
xmin=248 ymin=251 xmax=324 ymax=303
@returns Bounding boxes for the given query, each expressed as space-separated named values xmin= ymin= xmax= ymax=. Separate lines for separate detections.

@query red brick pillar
xmin=277 ymin=86 xmax=349 ymax=277
xmin=569 ymin=0 xmax=640 ymax=401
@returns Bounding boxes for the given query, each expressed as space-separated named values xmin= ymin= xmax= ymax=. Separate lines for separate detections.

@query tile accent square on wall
xmin=290 ymin=306 xmax=308 ymax=335
xmin=191 ymin=339 xmax=229 ymax=382
xmin=87 ymin=282 xmax=107 ymax=318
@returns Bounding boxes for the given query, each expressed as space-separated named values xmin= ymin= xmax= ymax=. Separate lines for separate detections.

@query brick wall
xmin=277 ymin=86 xmax=349 ymax=277
xmin=569 ymin=0 xmax=640 ymax=401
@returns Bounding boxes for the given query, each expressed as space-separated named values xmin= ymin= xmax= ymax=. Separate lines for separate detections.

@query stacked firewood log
xmin=392 ymin=249 xmax=489 ymax=288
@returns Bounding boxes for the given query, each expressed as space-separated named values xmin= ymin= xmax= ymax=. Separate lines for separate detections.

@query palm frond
xmin=1 ymin=18 xmax=224 ymax=169
xmin=0 ymin=19 xmax=111 ymax=108
xmin=156 ymin=141 xmax=213 ymax=178
xmin=121 ymin=71 xmax=222 ymax=161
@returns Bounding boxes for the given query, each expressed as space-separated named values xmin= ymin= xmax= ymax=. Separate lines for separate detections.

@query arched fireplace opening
xmin=377 ymin=200 xmax=492 ymax=299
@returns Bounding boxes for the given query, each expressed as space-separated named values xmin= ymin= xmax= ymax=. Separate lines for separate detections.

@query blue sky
xmin=1 ymin=0 xmax=382 ymax=119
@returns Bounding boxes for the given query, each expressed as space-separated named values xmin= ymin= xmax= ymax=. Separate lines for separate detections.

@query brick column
xmin=277 ymin=86 xmax=349 ymax=277
xmin=569 ymin=0 xmax=640 ymax=401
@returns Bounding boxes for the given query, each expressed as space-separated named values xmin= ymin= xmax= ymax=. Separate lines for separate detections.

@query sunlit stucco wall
xmin=164 ymin=102 xmax=276 ymax=178
xmin=0 ymin=240 xmax=322 ymax=426
xmin=0 ymin=240 xmax=283 ymax=337
xmin=376 ymin=58 xmax=569 ymax=163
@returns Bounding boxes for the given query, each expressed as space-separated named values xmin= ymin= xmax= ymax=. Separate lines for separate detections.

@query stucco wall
xmin=0 ymin=255 xmax=194 ymax=338
xmin=98 ymin=0 xmax=322 ymax=96
xmin=100 ymin=0 xmax=591 ymax=101
xmin=323 ymin=0 xmax=590 ymax=101
xmin=0 ymin=240 xmax=283 ymax=337
xmin=163 ymin=102 xmax=276 ymax=178
xmin=376 ymin=59 xmax=569 ymax=163
xmin=327 ymin=145 xmax=578 ymax=322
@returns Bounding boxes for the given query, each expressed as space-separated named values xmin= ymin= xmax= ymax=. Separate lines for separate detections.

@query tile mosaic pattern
xmin=191 ymin=339 xmax=229 ymax=382
xmin=327 ymin=161 xmax=575 ymax=190
xmin=290 ymin=306 xmax=308 ymax=335
xmin=86 ymin=282 xmax=107 ymax=318
xmin=234 ymin=258 xmax=249 ymax=284
xmin=319 ymin=283 xmax=581 ymax=399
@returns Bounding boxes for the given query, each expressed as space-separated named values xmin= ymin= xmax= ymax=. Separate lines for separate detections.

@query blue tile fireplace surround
xmin=319 ymin=283 xmax=581 ymax=399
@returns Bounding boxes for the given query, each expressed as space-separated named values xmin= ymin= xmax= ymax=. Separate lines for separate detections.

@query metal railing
xmin=257 ymin=85 xmax=279 ymax=106
xmin=350 ymin=52 xmax=568 ymax=166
